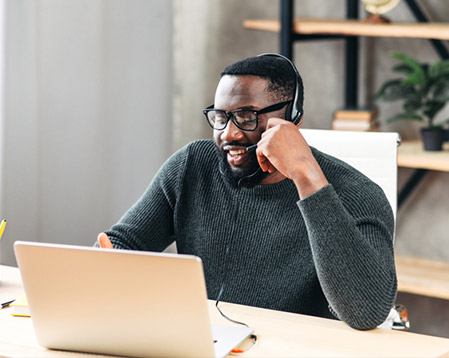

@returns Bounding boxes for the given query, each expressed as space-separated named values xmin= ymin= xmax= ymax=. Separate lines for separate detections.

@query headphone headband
xmin=257 ymin=53 xmax=302 ymax=125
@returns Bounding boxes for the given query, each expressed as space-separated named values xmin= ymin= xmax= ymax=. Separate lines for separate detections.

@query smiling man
xmin=96 ymin=55 xmax=397 ymax=331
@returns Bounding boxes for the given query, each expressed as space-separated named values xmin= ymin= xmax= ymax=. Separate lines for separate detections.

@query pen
xmin=0 ymin=220 xmax=6 ymax=240
xmin=1 ymin=299 xmax=15 ymax=309
xmin=246 ymin=144 xmax=257 ymax=152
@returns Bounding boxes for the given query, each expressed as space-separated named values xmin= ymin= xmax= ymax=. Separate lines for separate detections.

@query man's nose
xmin=221 ymin=118 xmax=244 ymax=142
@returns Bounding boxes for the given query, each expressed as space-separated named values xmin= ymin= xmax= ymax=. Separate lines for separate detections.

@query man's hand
xmin=256 ymin=118 xmax=329 ymax=198
xmin=97 ymin=232 xmax=114 ymax=249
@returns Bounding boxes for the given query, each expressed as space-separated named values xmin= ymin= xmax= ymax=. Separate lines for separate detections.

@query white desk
xmin=2 ymin=265 xmax=449 ymax=357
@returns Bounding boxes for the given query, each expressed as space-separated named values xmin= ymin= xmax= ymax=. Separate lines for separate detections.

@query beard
xmin=215 ymin=144 xmax=268 ymax=189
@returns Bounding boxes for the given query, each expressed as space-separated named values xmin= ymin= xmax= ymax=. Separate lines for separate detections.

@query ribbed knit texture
xmin=103 ymin=139 xmax=397 ymax=330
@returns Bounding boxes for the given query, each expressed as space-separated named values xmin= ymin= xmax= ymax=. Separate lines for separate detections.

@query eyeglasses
xmin=203 ymin=100 xmax=291 ymax=131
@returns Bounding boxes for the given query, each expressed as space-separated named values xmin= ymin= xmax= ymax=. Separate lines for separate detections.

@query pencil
xmin=0 ymin=220 xmax=6 ymax=240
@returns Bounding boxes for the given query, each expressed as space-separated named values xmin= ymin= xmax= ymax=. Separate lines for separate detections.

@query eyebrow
xmin=237 ymin=106 xmax=258 ymax=111
xmin=215 ymin=105 xmax=258 ymax=112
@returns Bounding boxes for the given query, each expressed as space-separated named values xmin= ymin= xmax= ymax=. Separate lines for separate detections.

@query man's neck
xmin=260 ymin=171 xmax=286 ymax=185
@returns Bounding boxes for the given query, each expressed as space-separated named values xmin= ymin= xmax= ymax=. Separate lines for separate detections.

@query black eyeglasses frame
xmin=203 ymin=100 xmax=292 ymax=131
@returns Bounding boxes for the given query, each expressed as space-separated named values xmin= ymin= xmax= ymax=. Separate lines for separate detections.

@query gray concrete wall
xmin=0 ymin=0 xmax=172 ymax=265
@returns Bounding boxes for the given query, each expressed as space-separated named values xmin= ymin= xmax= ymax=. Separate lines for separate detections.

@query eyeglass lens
xmin=207 ymin=110 xmax=257 ymax=130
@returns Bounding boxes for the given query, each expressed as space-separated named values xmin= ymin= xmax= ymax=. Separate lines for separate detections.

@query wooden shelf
xmin=243 ymin=18 xmax=449 ymax=40
xmin=396 ymin=255 xmax=449 ymax=300
xmin=398 ymin=140 xmax=449 ymax=172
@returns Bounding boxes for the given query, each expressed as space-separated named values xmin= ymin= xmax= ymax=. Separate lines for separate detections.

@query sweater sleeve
xmin=99 ymin=145 xmax=189 ymax=251
xmin=297 ymin=183 xmax=397 ymax=330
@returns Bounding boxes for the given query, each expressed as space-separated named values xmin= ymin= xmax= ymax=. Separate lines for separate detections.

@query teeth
xmin=229 ymin=149 xmax=246 ymax=156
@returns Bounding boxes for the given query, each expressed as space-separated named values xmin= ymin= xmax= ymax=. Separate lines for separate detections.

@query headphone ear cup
xmin=285 ymin=102 xmax=293 ymax=122
xmin=291 ymin=105 xmax=302 ymax=125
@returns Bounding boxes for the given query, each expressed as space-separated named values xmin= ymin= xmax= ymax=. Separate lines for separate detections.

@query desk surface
xmin=2 ymin=265 xmax=449 ymax=357
xmin=398 ymin=140 xmax=449 ymax=172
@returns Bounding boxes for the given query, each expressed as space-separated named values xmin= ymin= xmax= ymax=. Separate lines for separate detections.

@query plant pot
xmin=421 ymin=128 xmax=446 ymax=151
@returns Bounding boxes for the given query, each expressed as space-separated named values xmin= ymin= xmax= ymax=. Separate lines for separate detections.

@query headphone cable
xmin=215 ymin=186 xmax=251 ymax=329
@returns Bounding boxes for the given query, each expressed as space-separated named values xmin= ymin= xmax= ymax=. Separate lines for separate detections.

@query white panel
xmin=301 ymin=129 xmax=400 ymax=220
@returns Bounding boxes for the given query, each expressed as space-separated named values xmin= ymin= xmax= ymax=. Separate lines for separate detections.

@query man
xmin=97 ymin=55 xmax=397 ymax=330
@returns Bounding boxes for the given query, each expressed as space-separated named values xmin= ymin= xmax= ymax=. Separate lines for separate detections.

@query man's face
xmin=213 ymin=75 xmax=284 ymax=187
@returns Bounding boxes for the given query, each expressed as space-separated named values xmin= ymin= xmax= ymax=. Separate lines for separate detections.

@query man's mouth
xmin=216 ymin=142 xmax=268 ymax=188
xmin=223 ymin=145 xmax=251 ymax=167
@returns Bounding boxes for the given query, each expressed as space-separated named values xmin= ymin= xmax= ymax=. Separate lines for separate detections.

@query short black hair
xmin=220 ymin=55 xmax=304 ymax=107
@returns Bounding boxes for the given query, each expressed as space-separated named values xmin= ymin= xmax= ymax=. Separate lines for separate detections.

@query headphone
xmin=257 ymin=53 xmax=303 ymax=125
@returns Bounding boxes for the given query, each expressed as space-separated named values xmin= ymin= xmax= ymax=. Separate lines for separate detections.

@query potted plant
xmin=375 ymin=51 xmax=449 ymax=151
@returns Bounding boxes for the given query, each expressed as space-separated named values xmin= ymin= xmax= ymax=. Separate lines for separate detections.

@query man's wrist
xmin=291 ymin=164 xmax=329 ymax=199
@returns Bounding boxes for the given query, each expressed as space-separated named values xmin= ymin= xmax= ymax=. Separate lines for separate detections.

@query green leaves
xmin=375 ymin=51 xmax=449 ymax=128
xmin=422 ymin=101 xmax=445 ymax=123
xmin=404 ymin=97 xmax=423 ymax=112
xmin=375 ymin=79 xmax=416 ymax=101
xmin=429 ymin=60 xmax=449 ymax=79
xmin=392 ymin=64 xmax=414 ymax=75
xmin=389 ymin=51 xmax=426 ymax=86
xmin=433 ymin=77 xmax=449 ymax=101
xmin=386 ymin=113 xmax=424 ymax=124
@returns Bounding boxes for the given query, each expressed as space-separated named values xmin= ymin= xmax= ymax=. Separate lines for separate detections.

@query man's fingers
xmin=97 ymin=232 xmax=113 ymax=249
xmin=257 ymin=150 xmax=276 ymax=173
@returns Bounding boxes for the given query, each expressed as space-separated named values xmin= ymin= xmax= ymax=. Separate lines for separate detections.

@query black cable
xmin=215 ymin=177 xmax=254 ymax=329
xmin=237 ymin=167 xmax=262 ymax=188
xmin=215 ymin=245 xmax=250 ymax=328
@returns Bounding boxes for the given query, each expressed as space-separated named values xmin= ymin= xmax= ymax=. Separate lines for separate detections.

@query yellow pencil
xmin=0 ymin=220 xmax=6 ymax=240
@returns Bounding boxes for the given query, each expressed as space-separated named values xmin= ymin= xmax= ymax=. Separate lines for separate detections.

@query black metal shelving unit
xmin=278 ymin=0 xmax=449 ymax=209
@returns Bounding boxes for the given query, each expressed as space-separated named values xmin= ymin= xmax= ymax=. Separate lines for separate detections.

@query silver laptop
xmin=14 ymin=241 xmax=253 ymax=358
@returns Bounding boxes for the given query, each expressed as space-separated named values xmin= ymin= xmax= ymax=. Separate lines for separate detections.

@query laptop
xmin=14 ymin=241 xmax=254 ymax=358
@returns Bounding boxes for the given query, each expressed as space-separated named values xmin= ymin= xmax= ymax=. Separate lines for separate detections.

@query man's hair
xmin=220 ymin=55 xmax=304 ymax=106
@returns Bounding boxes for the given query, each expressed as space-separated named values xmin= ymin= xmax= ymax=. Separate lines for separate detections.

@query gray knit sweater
xmin=104 ymin=139 xmax=397 ymax=330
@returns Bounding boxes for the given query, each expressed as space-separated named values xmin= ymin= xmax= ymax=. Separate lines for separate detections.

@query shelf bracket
xmin=345 ymin=0 xmax=359 ymax=109
xmin=280 ymin=0 xmax=294 ymax=59
xmin=398 ymin=169 xmax=428 ymax=209
xmin=404 ymin=0 xmax=449 ymax=60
